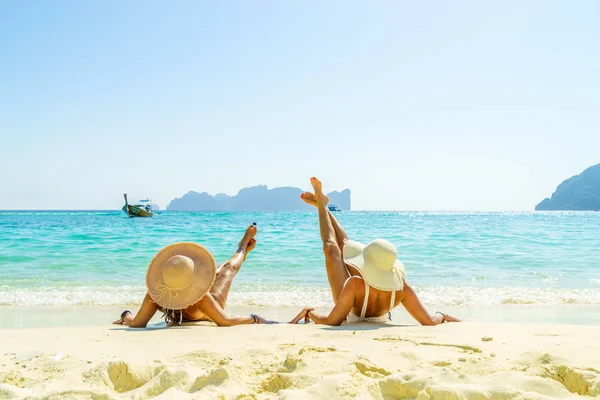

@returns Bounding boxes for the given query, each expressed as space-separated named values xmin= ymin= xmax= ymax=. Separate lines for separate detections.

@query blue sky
xmin=1 ymin=1 xmax=598 ymax=210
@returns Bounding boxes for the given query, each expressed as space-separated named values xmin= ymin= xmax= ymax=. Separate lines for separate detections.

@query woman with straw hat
xmin=113 ymin=224 xmax=272 ymax=327
xmin=290 ymin=177 xmax=460 ymax=326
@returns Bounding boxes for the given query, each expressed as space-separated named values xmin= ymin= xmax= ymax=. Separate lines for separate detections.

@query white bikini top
xmin=346 ymin=278 xmax=396 ymax=323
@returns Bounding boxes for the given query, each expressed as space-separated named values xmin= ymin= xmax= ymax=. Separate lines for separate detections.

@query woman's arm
xmin=112 ymin=293 xmax=159 ymax=328
xmin=289 ymin=307 xmax=314 ymax=324
xmin=399 ymin=283 xmax=460 ymax=325
xmin=307 ymin=278 xmax=358 ymax=326
xmin=198 ymin=293 xmax=268 ymax=326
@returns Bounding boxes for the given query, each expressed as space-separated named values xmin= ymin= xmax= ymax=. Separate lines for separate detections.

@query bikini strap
xmin=360 ymin=280 xmax=369 ymax=318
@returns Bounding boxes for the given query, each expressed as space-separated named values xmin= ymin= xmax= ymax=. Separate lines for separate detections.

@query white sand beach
xmin=1 ymin=321 xmax=599 ymax=399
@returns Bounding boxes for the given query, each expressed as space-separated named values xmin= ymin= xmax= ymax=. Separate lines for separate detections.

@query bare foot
xmin=238 ymin=224 xmax=258 ymax=249
xmin=244 ymin=238 xmax=256 ymax=261
xmin=310 ymin=177 xmax=329 ymax=206
xmin=300 ymin=191 xmax=329 ymax=207
xmin=216 ymin=225 xmax=258 ymax=275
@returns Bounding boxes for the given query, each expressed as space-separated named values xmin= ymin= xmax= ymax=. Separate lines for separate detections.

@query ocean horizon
xmin=4 ymin=209 xmax=587 ymax=212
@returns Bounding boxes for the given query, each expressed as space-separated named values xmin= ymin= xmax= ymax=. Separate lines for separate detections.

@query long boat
xmin=122 ymin=193 xmax=154 ymax=218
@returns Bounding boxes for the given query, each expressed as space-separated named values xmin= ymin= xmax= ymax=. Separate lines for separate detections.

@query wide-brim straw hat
xmin=343 ymin=239 xmax=406 ymax=291
xmin=146 ymin=242 xmax=217 ymax=310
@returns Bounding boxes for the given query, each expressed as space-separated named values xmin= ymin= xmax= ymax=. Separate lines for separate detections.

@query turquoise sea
xmin=1 ymin=211 xmax=599 ymax=314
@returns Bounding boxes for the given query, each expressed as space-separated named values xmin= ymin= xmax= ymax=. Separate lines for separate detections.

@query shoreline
xmin=3 ymin=304 xmax=600 ymax=329
xmin=1 ymin=322 xmax=599 ymax=399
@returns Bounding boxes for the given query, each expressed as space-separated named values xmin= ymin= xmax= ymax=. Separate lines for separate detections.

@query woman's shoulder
xmin=344 ymin=275 xmax=365 ymax=290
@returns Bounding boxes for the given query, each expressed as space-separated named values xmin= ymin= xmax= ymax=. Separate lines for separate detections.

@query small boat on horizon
xmin=328 ymin=204 xmax=341 ymax=212
xmin=122 ymin=193 xmax=154 ymax=218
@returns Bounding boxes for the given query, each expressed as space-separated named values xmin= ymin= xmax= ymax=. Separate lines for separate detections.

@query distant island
xmin=535 ymin=163 xmax=600 ymax=211
xmin=167 ymin=185 xmax=351 ymax=212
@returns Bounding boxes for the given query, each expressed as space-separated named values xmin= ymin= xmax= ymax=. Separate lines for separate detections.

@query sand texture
xmin=1 ymin=322 xmax=599 ymax=399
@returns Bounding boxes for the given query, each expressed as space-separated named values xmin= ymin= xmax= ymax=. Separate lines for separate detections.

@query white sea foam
xmin=1 ymin=285 xmax=599 ymax=307
xmin=0 ymin=285 xmax=148 ymax=307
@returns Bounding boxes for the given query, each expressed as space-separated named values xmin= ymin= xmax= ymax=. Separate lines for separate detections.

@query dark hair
xmin=162 ymin=309 xmax=183 ymax=326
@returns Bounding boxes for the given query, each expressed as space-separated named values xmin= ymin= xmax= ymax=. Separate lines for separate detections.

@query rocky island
xmin=167 ymin=185 xmax=351 ymax=212
xmin=535 ymin=163 xmax=600 ymax=211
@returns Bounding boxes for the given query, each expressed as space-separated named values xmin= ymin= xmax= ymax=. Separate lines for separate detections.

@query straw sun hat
xmin=343 ymin=239 xmax=406 ymax=291
xmin=146 ymin=242 xmax=217 ymax=310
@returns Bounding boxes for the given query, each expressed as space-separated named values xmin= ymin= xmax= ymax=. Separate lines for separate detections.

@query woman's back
xmin=347 ymin=276 xmax=399 ymax=322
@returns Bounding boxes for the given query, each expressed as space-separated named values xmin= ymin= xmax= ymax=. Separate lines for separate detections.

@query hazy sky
xmin=1 ymin=1 xmax=598 ymax=211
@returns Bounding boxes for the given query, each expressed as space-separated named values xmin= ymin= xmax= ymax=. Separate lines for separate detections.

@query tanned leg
xmin=301 ymin=191 xmax=348 ymax=251
xmin=311 ymin=177 xmax=349 ymax=302
xmin=300 ymin=191 xmax=362 ymax=277
xmin=209 ymin=225 xmax=257 ymax=309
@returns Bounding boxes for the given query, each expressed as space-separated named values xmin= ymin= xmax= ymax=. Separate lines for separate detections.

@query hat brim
xmin=146 ymin=242 xmax=217 ymax=310
xmin=343 ymin=240 xmax=406 ymax=292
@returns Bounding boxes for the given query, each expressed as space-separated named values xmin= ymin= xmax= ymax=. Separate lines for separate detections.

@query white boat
xmin=328 ymin=204 xmax=341 ymax=212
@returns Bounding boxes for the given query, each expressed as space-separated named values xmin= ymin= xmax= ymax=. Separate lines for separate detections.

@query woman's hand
xmin=288 ymin=307 xmax=315 ymax=324
xmin=112 ymin=310 xmax=131 ymax=325
xmin=252 ymin=314 xmax=277 ymax=324
xmin=436 ymin=311 xmax=461 ymax=323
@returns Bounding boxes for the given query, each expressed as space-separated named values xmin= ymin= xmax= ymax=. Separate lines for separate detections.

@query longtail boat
xmin=122 ymin=193 xmax=154 ymax=218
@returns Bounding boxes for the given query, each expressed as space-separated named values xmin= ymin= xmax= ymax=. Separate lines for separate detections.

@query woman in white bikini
xmin=290 ymin=177 xmax=460 ymax=326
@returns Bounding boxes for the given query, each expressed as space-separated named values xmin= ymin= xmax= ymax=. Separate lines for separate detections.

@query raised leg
xmin=311 ymin=177 xmax=350 ymax=301
xmin=301 ymin=191 xmax=348 ymax=251
xmin=209 ymin=225 xmax=257 ymax=309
